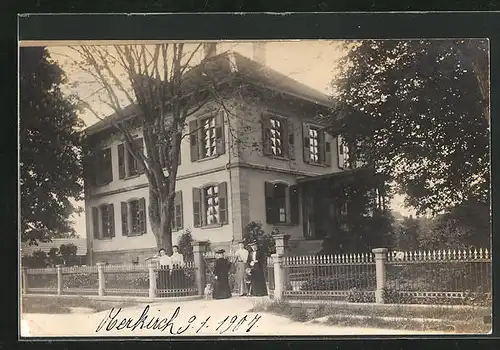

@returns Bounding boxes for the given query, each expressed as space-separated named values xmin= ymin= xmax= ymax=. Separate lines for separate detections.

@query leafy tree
xmin=20 ymin=47 xmax=84 ymax=244
xmin=23 ymin=250 xmax=49 ymax=268
xmin=331 ymin=39 xmax=489 ymax=215
xmin=177 ymin=229 xmax=194 ymax=262
xmin=59 ymin=243 xmax=79 ymax=266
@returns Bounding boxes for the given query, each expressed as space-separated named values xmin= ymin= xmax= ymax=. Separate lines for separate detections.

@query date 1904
xmin=96 ymin=305 xmax=262 ymax=335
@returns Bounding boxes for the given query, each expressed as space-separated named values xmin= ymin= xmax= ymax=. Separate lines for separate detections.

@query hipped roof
xmin=85 ymin=51 xmax=333 ymax=136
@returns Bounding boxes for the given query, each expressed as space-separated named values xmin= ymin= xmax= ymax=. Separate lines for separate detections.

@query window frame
xmin=193 ymin=182 xmax=228 ymax=229
xmin=119 ymin=138 xmax=145 ymax=180
xmin=92 ymin=203 xmax=115 ymax=240
xmin=265 ymin=181 xmax=300 ymax=226
xmin=125 ymin=197 xmax=147 ymax=236
xmin=94 ymin=148 xmax=113 ymax=187
xmin=303 ymin=122 xmax=332 ymax=167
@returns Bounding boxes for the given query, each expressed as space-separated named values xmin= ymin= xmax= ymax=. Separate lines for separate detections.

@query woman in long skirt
xmin=248 ymin=241 xmax=268 ymax=296
xmin=213 ymin=249 xmax=232 ymax=299
xmin=235 ymin=241 xmax=249 ymax=296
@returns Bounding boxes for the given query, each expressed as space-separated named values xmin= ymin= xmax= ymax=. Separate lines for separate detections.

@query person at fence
xmin=248 ymin=240 xmax=268 ymax=296
xmin=170 ymin=245 xmax=185 ymax=267
xmin=235 ymin=240 xmax=249 ymax=296
xmin=156 ymin=248 xmax=171 ymax=292
xmin=213 ymin=249 xmax=232 ymax=299
xmin=169 ymin=245 xmax=186 ymax=289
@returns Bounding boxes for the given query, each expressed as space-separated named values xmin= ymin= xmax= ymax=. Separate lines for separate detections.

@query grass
xmin=21 ymin=296 xmax=136 ymax=314
xmin=250 ymin=299 xmax=491 ymax=333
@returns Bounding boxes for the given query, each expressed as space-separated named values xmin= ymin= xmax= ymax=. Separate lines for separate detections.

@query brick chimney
xmin=203 ymin=43 xmax=217 ymax=58
xmin=253 ymin=42 xmax=266 ymax=65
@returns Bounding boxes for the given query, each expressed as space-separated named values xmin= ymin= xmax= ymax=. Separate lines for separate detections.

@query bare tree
xmin=69 ymin=43 xmax=227 ymax=254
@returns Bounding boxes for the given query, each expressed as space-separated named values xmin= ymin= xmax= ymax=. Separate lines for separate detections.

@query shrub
xmin=382 ymin=288 xmax=416 ymax=304
xmin=63 ymin=273 xmax=99 ymax=289
xmin=243 ymin=221 xmax=276 ymax=259
xmin=177 ymin=229 xmax=194 ymax=262
xmin=23 ymin=250 xmax=49 ymax=268
xmin=59 ymin=243 xmax=79 ymax=266
xmin=300 ymin=273 xmax=374 ymax=291
xmin=346 ymin=287 xmax=375 ymax=303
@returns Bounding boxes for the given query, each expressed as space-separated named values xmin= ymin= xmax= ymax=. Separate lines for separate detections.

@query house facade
xmin=84 ymin=44 xmax=361 ymax=265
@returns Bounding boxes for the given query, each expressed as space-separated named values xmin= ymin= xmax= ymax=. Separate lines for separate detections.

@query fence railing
xmin=22 ymin=262 xmax=199 ymax=298
xmin=274 ymin=247 xmax=492 ymax=305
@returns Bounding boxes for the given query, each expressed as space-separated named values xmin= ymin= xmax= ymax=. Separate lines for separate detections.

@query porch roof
xmin=296 ymin=168 xmax=378 ymax=185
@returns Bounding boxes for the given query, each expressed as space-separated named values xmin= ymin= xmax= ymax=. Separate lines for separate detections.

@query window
xmin=118 ymin=138 xmax=145 ymax=179
xmin=337 ymin=135 xmax=349 ymax=169
xmin=121 ymin=198 xmax=146 ymax=236
xmin=192 ymin=182 xmax=228 ymax=227
xmin=171 ymin=191 xmax=184 ymax=231
xmin=92 ymin=204 xmax=115 ymax=239
xmin=92 ymin=148 xmax=113 ymax=186
xmin=265 ymin=182 xmax=300 ymax=225
xmin=262 ymin=113 xmax=295 ymax=160
xmin=189 ymin=112 xmax=225 ymax=162
xmin=303 ymin=123 xmax=331 ymax=166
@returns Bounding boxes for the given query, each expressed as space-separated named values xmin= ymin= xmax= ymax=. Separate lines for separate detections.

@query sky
xmin=45 ymin=40 xmax=416 ymax=237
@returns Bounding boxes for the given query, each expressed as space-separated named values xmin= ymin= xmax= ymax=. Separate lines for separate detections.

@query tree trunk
xmin=149 ymin=188 xmax=174 ymax=255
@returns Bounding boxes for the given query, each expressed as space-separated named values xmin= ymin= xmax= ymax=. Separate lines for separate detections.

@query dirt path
xmin=21 ymin=297 xmax=448 ymax=337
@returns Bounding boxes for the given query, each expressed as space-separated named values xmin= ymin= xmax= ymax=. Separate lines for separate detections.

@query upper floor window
xmin=121 ymin=197 xmax=146 ymax=236
xmin=262 ymin=113 xmax=295 ymax=160
xmin=189 ymin=112 xmax=225 ymax=162
xmin=303 ymin=123 xmax=331 ymax=166
xmin=92 ymin=203 xmax=115 ymax=239
xmin=90 ymin=148 xmax=113 ymax=187
xmin=192 ymin=182 xmax=228 ymax=227
xmin=118 ymin=138 xmax=145 ymax=179
xmin=265 ymin=182 xmax=300 ymax=226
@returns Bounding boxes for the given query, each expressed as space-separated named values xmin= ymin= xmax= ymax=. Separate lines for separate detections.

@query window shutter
xmin=189 ymin=119 xmax=199 ymax=162
xmin=337 ymin=136 xmax=345 ymax=169
xmin=92 ymin=207 xmax=100 ymax=239
xmin=261 ymin=113 xmax=272 ymax=156
xmin=265 ymin=182 xmax=275 ymax=224
xmin=302 ymin=123 xmax=311 ymax=163
xmin=118 ymin=144 xmax=125 ymax=179
xmin=139 ymin=197 xmax=146 ymax=233
xmin=290 ymin=185 xmax=300 ymax=225
xmin=318 ymin=131 xmax=326 ymax=164
xmin=218 ymin=182 xmax=228 ymax=224
xmin=192 ymin=187 xmax=202 ymax=227
xmin=105 ymin=148 xmax=113 ymax=183
xmin=325 ymin=139 xmax=332 ymax=166
xmin=215 ymin=111 xmax=225 ymax=155
xmin=174 ymin=191 xmax=183 ymax=230
xmin=108 ymin=203 xmax=115 ymax=237
xmin=121 ymin=202 xmax=128 ymax=236
xmin=288 ymin=120 xmax=296 ymax=160
xmin=135 ymin=138 xmax=145 ymax=174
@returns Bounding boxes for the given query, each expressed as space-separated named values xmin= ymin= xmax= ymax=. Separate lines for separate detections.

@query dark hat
xmin=237 ymin=240 xmax=245 ymax=244
xmin=215 ymin=248 xmax=225 ymax=254
xmin=249 ymin=240 xmax=258 ymax=246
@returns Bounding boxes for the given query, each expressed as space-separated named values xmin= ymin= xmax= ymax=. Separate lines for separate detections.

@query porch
xmin=296 ymin=168 xmax=389 ymax=253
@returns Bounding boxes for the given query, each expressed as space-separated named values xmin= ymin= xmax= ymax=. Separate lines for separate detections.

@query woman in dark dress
xmin=213 ymin=249 xmax=232 ymax=299
xmin=248 ymin=241 xmax=268 ymax=296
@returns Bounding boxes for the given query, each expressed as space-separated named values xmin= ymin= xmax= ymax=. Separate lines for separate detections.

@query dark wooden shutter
xmin=325 ymin=138 xmax=332 ymax=166
xmin=139 ymin=198 xmax=146 ymax=233
xmin=288 ymin=120 xmax=296 ymax=160
xmin=174 ymin=191 xmax=183 ymax=230
xmin=118 ymin=144 xmax=125 ymax=179
xmin=135 ymin=138 xmax=145 ymax=174
xmin=192 ymin=187 xmax=202 ymax=227
xmin=261 ymin=113 xmax=272 ymax=156
xmin=303 ymin=123 xmax=311 ymax=164
xmin=265 ymin=182 xmax=275 ymax=224
xmin=105 ymin=148 xmax=113 ymax=183
xmin=218 ymin=182 xmax=228 ymax=224
xmin=108 ymin=203 xmax=115 ymax=237
xmin=189 ymin=119 xmax=199 ymax=162
xmin=121 ymin=202 xmax=128 ymax=236
xmin=83 ymin=151 xmax=96 ymax=187
xmin=290 ymin=185 xmax=300 ymax=225
xmin=318 ymin=130 xmax=326 ymax=164
xmin=92 ymin=207 xmax=100 ymax=239
xmin=215 ymin=111 xmax=225 ymax=155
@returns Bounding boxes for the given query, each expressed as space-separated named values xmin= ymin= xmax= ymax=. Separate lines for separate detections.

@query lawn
xmin=21 ymin=295 xmax=136 ymax=314
xmin=250 ymin=300 xmax=491 ymax=334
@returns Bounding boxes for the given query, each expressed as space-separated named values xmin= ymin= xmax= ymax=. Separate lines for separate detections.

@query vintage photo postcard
xmin=18 ymin=34 xmax=491 ymax=337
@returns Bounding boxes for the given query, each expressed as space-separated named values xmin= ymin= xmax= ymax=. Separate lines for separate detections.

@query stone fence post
xmin=56 ymin=264 xmax=63 ymax=295
xmin=96 ymin=262 xmax=105 ymax=296
xmin=372 ymin=248 xmax=388 ymax=304
xmin=193 ymin=240 xmax=209 ymax=297
xmin=148 ymin=260 xmax=157 ymax=298
xmin=272 ymin=253 xmax=285 ymax=301
xmin=273 ymin=234 xmax=290 ymax=290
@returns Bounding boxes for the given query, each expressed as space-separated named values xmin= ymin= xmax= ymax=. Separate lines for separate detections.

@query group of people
xmin=211 ymin=239 xmax=268 ymax=300
xmin=153 ymin=245 xmax=186 ymax=291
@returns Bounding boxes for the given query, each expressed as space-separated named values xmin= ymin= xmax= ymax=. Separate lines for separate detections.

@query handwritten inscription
xmin=96 ymin=305 xmax=262 ymax=334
